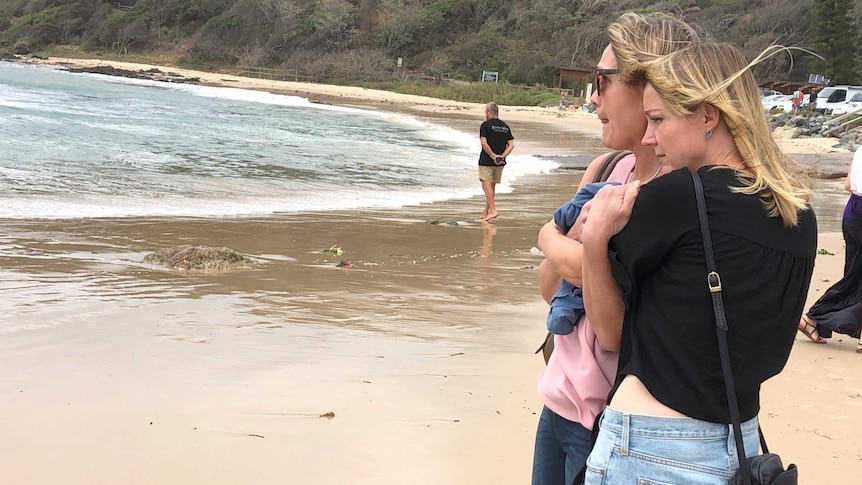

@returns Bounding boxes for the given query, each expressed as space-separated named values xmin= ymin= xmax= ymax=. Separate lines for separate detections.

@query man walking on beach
xmin=478 ymin=102 xmax=515 ymax=220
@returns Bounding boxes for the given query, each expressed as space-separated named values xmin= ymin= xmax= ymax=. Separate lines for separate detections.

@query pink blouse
xmin=536 ymin=154 xmax=636 ymax=428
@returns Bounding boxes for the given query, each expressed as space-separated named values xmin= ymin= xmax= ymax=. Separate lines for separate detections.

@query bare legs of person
xmin=481 ymin=180 xmax=498 ymax=220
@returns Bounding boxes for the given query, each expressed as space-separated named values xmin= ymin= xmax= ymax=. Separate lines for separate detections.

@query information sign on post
xmin=482 ymin=71 xmax=499 ymax=83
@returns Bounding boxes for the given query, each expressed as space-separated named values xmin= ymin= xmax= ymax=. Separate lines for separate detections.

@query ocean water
xmin=0 ymin=61 xmax=557 ymax=219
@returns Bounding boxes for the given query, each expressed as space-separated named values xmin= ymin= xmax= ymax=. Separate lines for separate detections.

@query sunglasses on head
xmin=595 ymin=69 xmax=621 ymax=96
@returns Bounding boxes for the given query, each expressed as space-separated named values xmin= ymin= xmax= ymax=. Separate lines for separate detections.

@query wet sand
xmin=0 ymin=169 xmax=577 ymax=484
xmin=2 ymin=57 xmax=861 ymax=484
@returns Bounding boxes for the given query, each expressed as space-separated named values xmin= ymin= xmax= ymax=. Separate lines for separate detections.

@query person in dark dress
xmin=799 ymin=145 xmax=862 ymax=353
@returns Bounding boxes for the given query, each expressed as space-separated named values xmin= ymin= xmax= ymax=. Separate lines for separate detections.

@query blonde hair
xmin=607 ymin=12 xmax=701 ymax=87
xmin=643 ymin=43 xmax=810 ymax=227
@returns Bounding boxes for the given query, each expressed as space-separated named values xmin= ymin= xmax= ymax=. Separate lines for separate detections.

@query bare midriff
xmin=607 ymin=375 xmax=686 ymax=417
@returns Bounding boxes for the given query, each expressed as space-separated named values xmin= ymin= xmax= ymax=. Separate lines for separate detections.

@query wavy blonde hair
xmin=643 ymin=42 xmax=810 ymax=227
xmin=607 ymin=12 xmax=701 ymax=87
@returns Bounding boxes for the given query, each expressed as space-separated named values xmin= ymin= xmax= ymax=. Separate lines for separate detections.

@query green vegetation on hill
xmin=3 ymin=0 xmax=862 ymax=105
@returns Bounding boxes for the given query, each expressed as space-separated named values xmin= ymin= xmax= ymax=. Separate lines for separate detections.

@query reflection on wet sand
xmin=480 ymin=222 xmax=497 ymax=257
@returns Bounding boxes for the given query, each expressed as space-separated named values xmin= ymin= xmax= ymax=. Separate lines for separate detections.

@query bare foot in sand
xmin=481 ymin=212 xmax=498 ymax=221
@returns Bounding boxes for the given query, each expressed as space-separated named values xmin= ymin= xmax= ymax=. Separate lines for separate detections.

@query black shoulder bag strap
xmin=691 ymin=171 xmax=753 ymax=485
xmin=536 ymin=150 xmax=633 ymax=363
xmin=595 ymin=150 xmax=632 ymax=183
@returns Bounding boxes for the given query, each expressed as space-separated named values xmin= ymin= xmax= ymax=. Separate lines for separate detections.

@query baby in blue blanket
xmin=546 ymin=181 xmax=619 ymax=335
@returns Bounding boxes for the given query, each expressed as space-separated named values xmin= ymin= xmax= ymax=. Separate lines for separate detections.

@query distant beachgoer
xmin=792 ymin=89 xmax=804 ymax=111
xmin=477 ymin=102 xmax=514 ymax=221
xmin=799 ymin=145 xmax=862 ymax=354
xmin=809 ymin=87 xmax=819 ymax=111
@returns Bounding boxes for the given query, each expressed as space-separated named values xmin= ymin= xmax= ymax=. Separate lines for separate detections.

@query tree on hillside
xmin=808 ymin=0 xmax=860 ymax=84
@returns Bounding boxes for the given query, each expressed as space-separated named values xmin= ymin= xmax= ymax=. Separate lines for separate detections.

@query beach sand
xmin=2 ymin=57 xmax=860 ymax=484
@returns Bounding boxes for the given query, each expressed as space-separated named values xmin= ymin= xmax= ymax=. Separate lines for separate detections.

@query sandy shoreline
xmin=2 ymin=57 xmax=860 ymax=484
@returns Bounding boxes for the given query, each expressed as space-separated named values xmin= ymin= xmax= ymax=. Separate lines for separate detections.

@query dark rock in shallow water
xmin=144 ymin=245 xmax=257 ymax=270
xmin=66 ymin=65 xmax=200 ymax=83
xmin=426 ymin=219 xmax=461 ymax=226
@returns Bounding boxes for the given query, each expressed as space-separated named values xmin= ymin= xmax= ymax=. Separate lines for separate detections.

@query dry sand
xmin=2 ymin=57 xmax=860 ymax=484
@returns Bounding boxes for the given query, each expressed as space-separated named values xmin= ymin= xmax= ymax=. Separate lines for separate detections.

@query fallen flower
xmin=322 ymin=245 xmax=343 ymax=255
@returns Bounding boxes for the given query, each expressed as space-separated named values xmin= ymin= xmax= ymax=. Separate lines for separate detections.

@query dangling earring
xmin=706 ymin=129 xmax=713 ymax=139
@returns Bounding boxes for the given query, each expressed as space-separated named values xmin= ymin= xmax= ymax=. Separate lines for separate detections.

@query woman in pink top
xmin=531 ymin=13 xmax=700 ymax=485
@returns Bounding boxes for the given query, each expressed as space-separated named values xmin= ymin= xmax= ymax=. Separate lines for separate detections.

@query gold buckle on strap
xmin=708 ymin=271 xmax=722 ymax=293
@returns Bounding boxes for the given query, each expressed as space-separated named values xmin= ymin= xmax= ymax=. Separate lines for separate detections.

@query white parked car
xmin=760 ymin=94 xmax=783 ymax=107
xmin=830 ymin=92 xmax=862 ymax=116
xmin=780 ymin=94 xmax=811 ymax=112
xmin=815 ymin=86 xmax=862 ymax=114
xmin=762 ymin=95 xmax=792 ymax=112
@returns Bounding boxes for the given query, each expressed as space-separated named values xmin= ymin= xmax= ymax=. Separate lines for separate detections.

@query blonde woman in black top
xmin=580 ymin=43 xmax=817 ymax=484
xmin=532 ymin=13 xmax=698 ymax=485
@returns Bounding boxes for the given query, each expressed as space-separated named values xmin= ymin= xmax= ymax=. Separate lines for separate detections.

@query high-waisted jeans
xmin=584 ymin=407 xmax=760 ymax=485
xmin=532 ymin=406 xmax=594 ymax=485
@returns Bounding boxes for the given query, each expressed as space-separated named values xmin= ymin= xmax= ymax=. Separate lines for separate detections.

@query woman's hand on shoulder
xmin=568 ymin=200 xmax=591 ymax=242
xmin=582 ymin=181 xmax=641 ymax=244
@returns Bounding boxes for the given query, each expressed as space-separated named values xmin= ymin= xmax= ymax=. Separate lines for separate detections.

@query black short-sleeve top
xmin=608 ymin=166 xmax=817 ymax=423
xmin=478 ymin=118 xmax=514 ymax=166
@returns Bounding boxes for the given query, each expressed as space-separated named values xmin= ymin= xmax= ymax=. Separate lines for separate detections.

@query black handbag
xmin=691 ymin=171 xmax=798 ymax=485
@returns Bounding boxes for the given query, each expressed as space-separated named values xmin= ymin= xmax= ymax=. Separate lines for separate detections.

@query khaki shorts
xmin=478 ymin=165 xmax=504 ymax=184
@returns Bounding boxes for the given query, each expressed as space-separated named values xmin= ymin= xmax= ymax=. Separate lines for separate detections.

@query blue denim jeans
xmin=585 ymin=407 xmax=760 ymax=485
xmin=532 ymin=406 xmax=594 ymax=485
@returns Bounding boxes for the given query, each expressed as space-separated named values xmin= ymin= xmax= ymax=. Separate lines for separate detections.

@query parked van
xmin=831 ymin=92 xmax=862 ymax=116
xmin=815 ymin=85 xmax=862 ymax=114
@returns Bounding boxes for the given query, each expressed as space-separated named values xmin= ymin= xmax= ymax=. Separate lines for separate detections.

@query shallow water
xmin=1 ymin=62 xmax=558 ymax=219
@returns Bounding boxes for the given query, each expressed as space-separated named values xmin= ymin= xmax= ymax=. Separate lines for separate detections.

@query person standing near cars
xmin=478 ymin=102 xmax=514 ymax=221
xmin=809 ymin=87 xmax=819 ymax=112
xmin=792 ymin=88 xmax=804 ymax=111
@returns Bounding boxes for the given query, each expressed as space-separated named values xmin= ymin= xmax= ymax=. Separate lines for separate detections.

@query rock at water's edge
xmin=143 ymin=245 xmax=257 ymax=270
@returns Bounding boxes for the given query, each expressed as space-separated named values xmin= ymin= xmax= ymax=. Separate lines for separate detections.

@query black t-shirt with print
xmin=478 ymin=118 xmax=514 ymax=166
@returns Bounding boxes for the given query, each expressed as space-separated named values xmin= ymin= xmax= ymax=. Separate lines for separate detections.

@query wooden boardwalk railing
xmin=823 ymin=109 xmax=862 ymax=135
xmin=234 ymin=66 xmax=313 ymax=83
